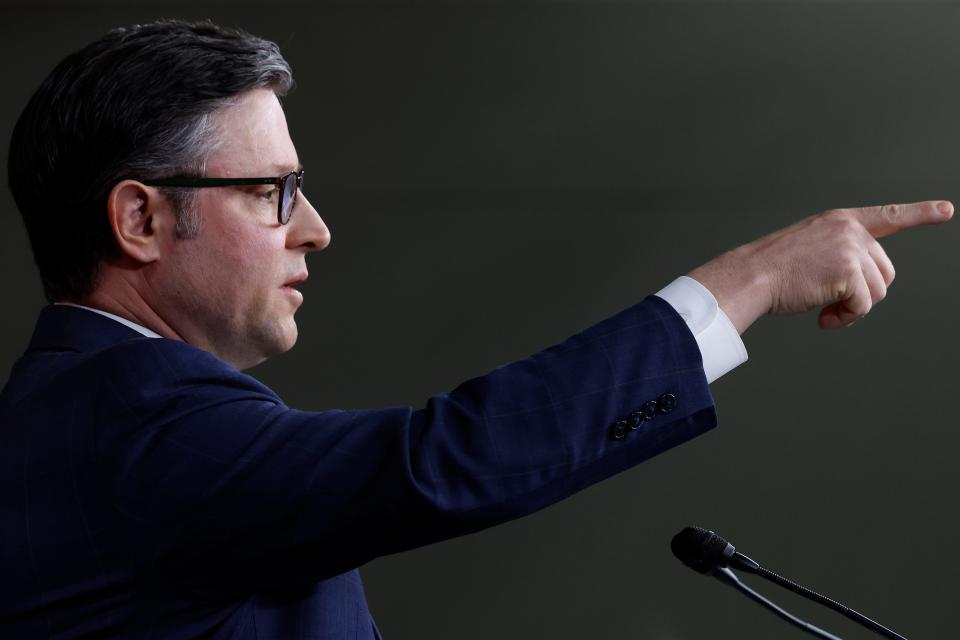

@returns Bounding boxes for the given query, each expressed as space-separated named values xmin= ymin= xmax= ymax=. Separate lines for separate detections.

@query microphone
xmin=671 ymin=525 xmax=760 ymax=574
xmin=671 ymin=527 xmax=908 ymax=640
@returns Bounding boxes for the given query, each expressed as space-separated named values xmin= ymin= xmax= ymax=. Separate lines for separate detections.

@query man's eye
xmin=260 ymin=188 xmax=279 ymax=201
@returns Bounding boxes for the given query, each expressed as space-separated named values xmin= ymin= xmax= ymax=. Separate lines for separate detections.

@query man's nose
xmin=287 ymin=193 xmax=330 ymax=252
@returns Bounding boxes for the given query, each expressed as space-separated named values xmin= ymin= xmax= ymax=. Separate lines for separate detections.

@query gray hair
xmin=8 ymin=20 xmax=294 ymax=301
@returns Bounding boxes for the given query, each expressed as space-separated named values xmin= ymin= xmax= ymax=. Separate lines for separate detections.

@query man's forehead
xmin=208 ymin=89 xmax=299 ymax=176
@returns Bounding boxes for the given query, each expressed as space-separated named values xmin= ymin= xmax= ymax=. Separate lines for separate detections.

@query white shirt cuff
xmin=654 ymin=276 xmax=747 ymax=383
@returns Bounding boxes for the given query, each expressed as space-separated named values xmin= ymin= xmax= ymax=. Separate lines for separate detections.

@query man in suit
xmin=1 ymin=19 xmax=951 ymax=639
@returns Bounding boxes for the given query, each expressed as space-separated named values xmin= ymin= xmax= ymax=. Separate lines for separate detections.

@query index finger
xmin=853 ymin=200 xmax=954 ymax=239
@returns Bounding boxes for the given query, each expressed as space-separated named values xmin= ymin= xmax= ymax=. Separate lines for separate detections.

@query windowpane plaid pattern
xmin=0 ymin=299 xmax=714 ymax=638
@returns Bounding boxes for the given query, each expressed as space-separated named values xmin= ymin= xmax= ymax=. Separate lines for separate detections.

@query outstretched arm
xmin=688 ymin=201 xmax=953 ymax=334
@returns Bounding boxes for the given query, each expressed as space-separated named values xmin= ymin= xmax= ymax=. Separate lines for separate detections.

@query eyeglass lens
xmin=280 ymin=172 xmax=299 ymax=224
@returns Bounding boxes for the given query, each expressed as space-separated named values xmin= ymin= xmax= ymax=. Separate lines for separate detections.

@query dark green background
xmin=2 ymin=2 xmax=957 ymax=638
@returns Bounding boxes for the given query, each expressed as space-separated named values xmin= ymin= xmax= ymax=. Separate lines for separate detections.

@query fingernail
xmin=937 ymin=201 xmax=953 ymax=215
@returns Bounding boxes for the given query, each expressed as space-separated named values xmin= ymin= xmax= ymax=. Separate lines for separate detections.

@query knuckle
xmin=840 ymin=216 xmax=861 ymax=235
xmin=826 ymin=212 xmax=860 ymax=238
xmin=842 ymin=256 xmax=861 ymax=278
xmin=841 ymin=237 xmax=862 ymax=255
xmin=824 ymin=208 xmax=851 ymax=223
xmin=852 ymin=296 xmax=872 ymax=317
xmin=879 ymin=203 xmax=902 ymax=226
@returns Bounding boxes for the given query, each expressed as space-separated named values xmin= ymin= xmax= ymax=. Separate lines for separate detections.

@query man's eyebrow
xmin=266 ymin=162 xmax=302 ymax=175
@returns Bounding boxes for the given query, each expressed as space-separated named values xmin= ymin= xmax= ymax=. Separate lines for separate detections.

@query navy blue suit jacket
xmin=0 ymin=297 xmax=716 ymax=638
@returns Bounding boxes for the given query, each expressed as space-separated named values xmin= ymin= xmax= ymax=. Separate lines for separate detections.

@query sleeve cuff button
xmin=658 ymin=393 xmax=677 ymax=414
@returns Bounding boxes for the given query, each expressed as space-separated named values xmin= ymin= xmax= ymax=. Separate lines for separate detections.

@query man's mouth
xmin=283 ymin=272 xmax=308 ymax=288
xmin=282 ymin=273 xmax=308 ymax=303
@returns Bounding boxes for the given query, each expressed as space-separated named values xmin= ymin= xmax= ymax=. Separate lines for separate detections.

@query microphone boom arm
xmin=731 ymin=552 xmax=907 ymax=640
xmin=713 ymin=567 xmax=844 ymax=640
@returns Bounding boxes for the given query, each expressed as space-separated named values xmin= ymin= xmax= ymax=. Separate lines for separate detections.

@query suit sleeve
xmin=95 ymin=296 xmax=717 ymax=588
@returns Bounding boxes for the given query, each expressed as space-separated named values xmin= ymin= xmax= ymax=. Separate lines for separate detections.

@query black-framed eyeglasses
xmin=143 ymin=168 xmax=304 ymax=225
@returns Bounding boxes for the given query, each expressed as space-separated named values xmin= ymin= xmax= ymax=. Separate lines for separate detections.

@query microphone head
xmin=671 ymin=526 xmax=735 ymax=574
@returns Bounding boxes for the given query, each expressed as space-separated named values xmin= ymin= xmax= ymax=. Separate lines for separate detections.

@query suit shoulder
xmin=3 ymin=337 xmax=279 ymax=415
xmin=92 ymin=338 xmax=280 ymax=402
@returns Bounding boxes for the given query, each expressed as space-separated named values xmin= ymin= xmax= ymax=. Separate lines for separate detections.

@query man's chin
xmin=270 ymin=317 xmax=300 ymax=356
xmin=280 ymin=323 xmax=298 ymax=353
xmin=233 ymin=319 xmax=299 ymax=370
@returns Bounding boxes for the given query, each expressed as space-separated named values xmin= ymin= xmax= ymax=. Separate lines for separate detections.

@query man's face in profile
xmin=147 ymin=88 xmax=331 ymax=369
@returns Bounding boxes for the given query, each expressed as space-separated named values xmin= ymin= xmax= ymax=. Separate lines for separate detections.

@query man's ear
xmin=106 ymin=180 xmax=172 ymax=263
